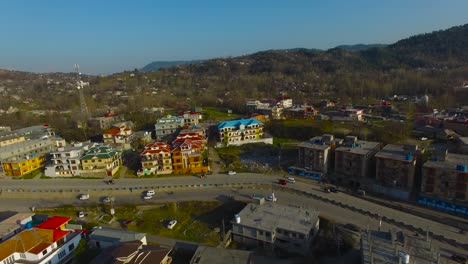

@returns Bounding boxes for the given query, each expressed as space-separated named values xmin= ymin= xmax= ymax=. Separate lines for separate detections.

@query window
xmin=42 ymin=249 xmax=48 ymax=255
xmin=20 ymin=253 xmax=26 ymax=259
xmin=58 ymin=250 xmax=67 ymax=259
xmin=69 ymin=243 xmax=75 ymax=251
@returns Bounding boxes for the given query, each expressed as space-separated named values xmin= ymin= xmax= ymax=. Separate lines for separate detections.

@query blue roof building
xmin=217 ymin=118 xmax=269 ymax=146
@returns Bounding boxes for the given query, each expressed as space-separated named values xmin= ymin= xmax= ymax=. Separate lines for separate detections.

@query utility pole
xmin=74 ymin=64 xmax=90 ymax=136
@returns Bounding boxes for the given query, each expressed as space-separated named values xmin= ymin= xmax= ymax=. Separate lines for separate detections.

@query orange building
xmin=171 ymin=139 xmax=208 ymax=174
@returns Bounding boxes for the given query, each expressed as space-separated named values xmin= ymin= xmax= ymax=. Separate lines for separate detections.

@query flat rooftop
xmin=234 ymin=203 xmax=319 ymax=235
xmin=335 ymin=140 xmax=381 ymax=156
xmin=190 ymin=246 xmax=252 ymax=264
xmin=375 ymin=144 xmax=416 ymax=162
xmin=423 ymin=153 xmax=468 ymax=171
xmin=298 ymin=135 xmax=343 ymax=150
xmin=0 ymin=213 xmax=34 ymax=238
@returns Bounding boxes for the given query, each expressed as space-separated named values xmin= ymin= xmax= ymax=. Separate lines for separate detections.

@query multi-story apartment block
xmin=1 ymin=138 xmax=59 ymax=177
xmin=171 ymin=139 xmax=208 ymax=174
xmin=334 ymin=136 xmax=381 ymax=187
xmin=44 ymin=142 xmax=96 ymax=177
xmin=217 ymin=118 xmax=267 ymax=146
xmin=0 ymin=216 xmax=82 ymax=264
xmin=422 ymin=151 xmax=468 ymax=202
xmin=231 ymin=203 xmax=319 ymax=256
xmin=295 ymin=134 xmax=343 ymax=178
xmin=103 ymin=121 xmax=135 ymax=144
xmin=374 ymin=144 xmax=417 ymax=198
xmin=180 ymin=110 xmax=202 ymax=128
xmin=80 ymin=144 xmax=122 ymax=177
xmin=155 ymin=115 xmax=183 ymax=140
xmin=139 ymin=142 xmax=173 ymax=176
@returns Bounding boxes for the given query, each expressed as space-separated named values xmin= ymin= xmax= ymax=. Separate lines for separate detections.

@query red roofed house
xmin=172 ymin=129 xmax=207 ymax=149
xmin=139 ymin=142 xmax=173 ymax=176
xmin=171 ymin=139 xmax=208 ymax=174
xmin=103 ymin=121 xmax=135 ymax=144
xmin=0 ymin=216 xmax=81 ymax=264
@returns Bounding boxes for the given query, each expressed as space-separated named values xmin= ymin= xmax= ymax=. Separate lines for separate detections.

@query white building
xmin=44 ymin=142 xmax=96 ymax=177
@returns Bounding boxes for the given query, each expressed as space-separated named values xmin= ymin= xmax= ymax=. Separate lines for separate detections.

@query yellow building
xmin=80 ymin=144 xmax=122 ymax=177
xmin=2 ymin=154 xmax=45 ymax=177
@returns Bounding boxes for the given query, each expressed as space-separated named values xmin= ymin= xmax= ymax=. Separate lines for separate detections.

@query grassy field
xmin=202 ymin=107 xmax=240 ymax=121
xmin=35 ymin=201 xmax=246 ymax=246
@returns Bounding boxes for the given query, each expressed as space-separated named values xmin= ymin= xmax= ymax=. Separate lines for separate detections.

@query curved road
xmin=1 ymin=173 xmax=467 ymax=253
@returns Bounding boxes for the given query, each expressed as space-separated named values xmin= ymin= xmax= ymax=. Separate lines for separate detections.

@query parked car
xmin=228 ymin=171 xmax=236 ymax=175
xmin=323 ymin=187 xmax=331 ymax=193
xmin=329 ymin=187 xmax=338 ymax=193
xmin=106 ymin=179 xmax=115 ymax=184
xmin=103 ymin=196 xmax=114 ymax=203
xmin=278 ymin=179 xmax=287 ymax=185
xmin=146 ymin=190 xmax=155 ymax=196
xmin=265 ymin=193 xmax=277 ymax=202
xmin=143 ymin=194 xmax=153 ymax=200
xmin=77 ymin=211 xmax=85 ymax=218
xmin=356 ymin=189 xmax=366 ymax=196
xmin=167 ymin=220 xmax=177 ymax=229
xmin=79 ymin=194 xmax=90 ymax=200
xmin=287 ymin=177 xmax=296 ymax=183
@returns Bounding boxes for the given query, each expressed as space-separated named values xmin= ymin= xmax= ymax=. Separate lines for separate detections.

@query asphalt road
xmin=1 ymin=173 xmax=467 ymax=255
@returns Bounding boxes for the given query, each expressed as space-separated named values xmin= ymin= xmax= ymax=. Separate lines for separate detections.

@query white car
xmin=287 ymin=177 xmax=296 ymax=183
xmin=77 ymin=211 xmax=85 ymax=218
xmin=79 ymin=194 xmax=90 ymax=200
xmin=103 ymin=197 xmax=113 ymax=203
xmin=167 ymin=220 xmax=177 ymax=229
xmin=146 ymin=190 xmax=155 ymax=196
xmin=228 ymin=171 xmax=236 ymax=175
xmin=265 ymin=193 xmax=277 ymax=202
xmin=143 ymin=195 xmax=153 ymax=200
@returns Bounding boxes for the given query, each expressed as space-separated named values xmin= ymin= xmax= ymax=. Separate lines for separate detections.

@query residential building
xmin=88 ymin=228 xmax=147 ymax=249
xmin=1 ymin=138 xmax=58 ymax=177
xmin=0 ymin=213 xmax=34 ymax=242
xmin=271 ymin=106 xmax=284 ymax=120
xmin=250 ymin=113 xmax=269 ymax=123
xmin=334 ymin=136 xmax=381 ymax=187
xmin=139 ymin=142 xmax=173 ymax=176
xmin=422 ymin=151 xmax=468 ymax=202
xmin=44 ymin=142 xmax=96 ymax=177
xmin=80 ymin=144 xmax=122 ymax=177
xmin=217 ymin=118 xmax=270 ymax=146
xmin=360 ymin=229 xmax=439 ymax=264
xmin=0 ymin=216 xmax=82 ymax=264
xmin=0 ymin=125 xmax=65 ymax=176
xmin=277 ymin=97 xmax=293 ymax=108
xmin=171 ymin=139 xmax=208 ymax=174
xmin=293 ymin=134 xmax=343 ymax=179
xmin=190 ymin=246 xmax=252 ymax=264
xmin=103 ymin=121 xmax=135 ymax=145
xmin=283 ymin=106 xmax=318 ymax=119
xmin=180 ymin=110 xmax=202 ymax=128
xmin=88 ymin=114 xmax=124 ymax=130
xmin=374 ymin=144 xmax=418 ymax=199
xmin=155 ymin=115 xmax=183 ymax=140
xmin=172 ymin=128 xmax=207 ymax=149
xmin=90 ymin=241 xmax=172 ymax=264
xmin=341 ymin=108 xmax=364 ymax=121
xmin=231 ymin=203 xmax=319 ymax=256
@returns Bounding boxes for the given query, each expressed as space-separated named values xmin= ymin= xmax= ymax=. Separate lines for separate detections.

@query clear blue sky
xmin=1 ymin=0 xmax=467 ymax=74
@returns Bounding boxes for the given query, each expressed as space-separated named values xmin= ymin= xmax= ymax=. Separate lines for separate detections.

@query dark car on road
xmin=329 ymin=187 xmax=338 ymax=193
xmin=278 ymin=179 xmax=287 ymax=186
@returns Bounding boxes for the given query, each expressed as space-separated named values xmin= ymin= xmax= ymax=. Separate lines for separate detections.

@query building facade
xmin=231 ymin=203 xmax=319 ymax=256
xmin=155 ymin=115 xmax=183 ymax=140
xmin=217 ymin=118 xmax=265 ymax=146
xmin=334 ymin=136 xmax=381 ymax=187
xmin=139 ymin=142 xmax=173 ymax=176
xmin=180 ymin=110 xmax=202 ymax=128
xmin=80 ymin=144 xmax=122 ymax=177
xmin=171 ymin=139 xmax=208 ymax=174
xmin=422 ymin=152 xmax=468 ymax=202
xmin=374 ymin=144 xmax=418 ymax=199
xmin=296 ymin=134 xmax=343 ymax=177
xmin=44 ymin=142 xmax=95 ymax=177
xmin=103 ymin=121 xmax=135 ymax=144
